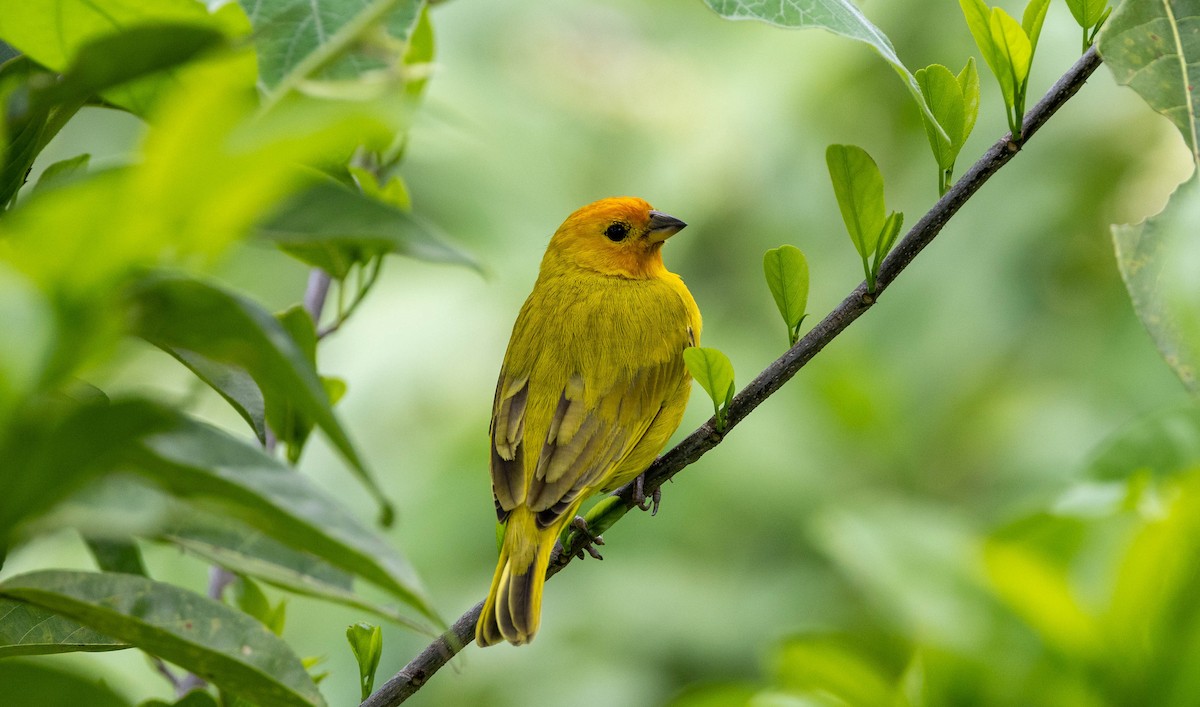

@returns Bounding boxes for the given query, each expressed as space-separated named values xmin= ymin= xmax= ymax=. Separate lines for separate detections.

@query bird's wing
xmin=523 ymin=354 xmax=684 ymax=527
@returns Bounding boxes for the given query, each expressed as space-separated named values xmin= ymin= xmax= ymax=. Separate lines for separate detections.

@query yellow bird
xmin=476 ymin=197 xmax=702 ymax=647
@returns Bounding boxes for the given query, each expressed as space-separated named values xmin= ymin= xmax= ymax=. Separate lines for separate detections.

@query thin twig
xmin=363 ymin=45 xmax=1103 ymax=707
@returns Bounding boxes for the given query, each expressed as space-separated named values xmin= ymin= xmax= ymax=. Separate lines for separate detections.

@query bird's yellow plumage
xmin=476 ymin=197 xmax=702 ymax=647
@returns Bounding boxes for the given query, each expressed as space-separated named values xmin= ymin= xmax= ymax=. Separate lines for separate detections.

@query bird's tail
xmin=476 ymin=508 xmax=558 ymax=647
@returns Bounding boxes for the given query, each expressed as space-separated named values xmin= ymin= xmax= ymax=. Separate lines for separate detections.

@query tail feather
xmin=476 ymin=509 xmax=557 ymax=647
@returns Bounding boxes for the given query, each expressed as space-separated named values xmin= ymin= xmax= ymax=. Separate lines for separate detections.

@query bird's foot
xmin=632 ymin=473 xmax=662 ymax=516
xmin=570 ymin=516 xmax=605 ymax=560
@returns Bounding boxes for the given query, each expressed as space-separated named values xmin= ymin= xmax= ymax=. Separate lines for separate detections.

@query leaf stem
xmin=362 ymin=44 xmax=1104 ymax=707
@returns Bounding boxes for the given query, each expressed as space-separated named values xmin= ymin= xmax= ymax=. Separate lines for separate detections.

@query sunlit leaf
xmin=0 ymin=598 xmax=127 ymax=657
xmin=0 ymin=571 xmax=325 ymax=707
xmin=826 ymin=144 xmax=886 ymax=257
xmin=959 ymin=0 xmax=1003 ymax=94
xmin=1113 ymin=174 xmax=1200 ymax=393
xmin=983 ymin=540 xmax=1101 ymax=658
xmin=1099 ymin=0 xmax=1200 ymax=164
xmin=0 ymin=2 xmax=251 ymax=115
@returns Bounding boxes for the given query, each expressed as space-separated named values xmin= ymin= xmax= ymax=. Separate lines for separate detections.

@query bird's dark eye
xmin=604 ymin=222 xmax=630 ymax=242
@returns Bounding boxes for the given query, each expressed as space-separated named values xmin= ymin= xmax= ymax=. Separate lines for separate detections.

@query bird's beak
xmin=646 ymin=210 xmax=687 ymax=243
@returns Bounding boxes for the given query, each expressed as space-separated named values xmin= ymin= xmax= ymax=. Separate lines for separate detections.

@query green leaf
xmin=1099 ymin=0 xmax=1200 ymax=165
xmin=167 ymin=349 xmax=268 ymax=444
xmin=1066 ymin=0 xmax=1109 ymax=29
xmin=347 ymin=622 xmax=383 ymax=701
xmin=0 ymin=3 xmax=250 ymax=115
xmin=140 ymin=693 xmax=220 ymax=707
xmin=33 ymin=154 xmax=90 ymax=193
xmin=127 ymin=274 xmax=393 ymax=524
xmin=403 ymin=6 xmax=436 ymax=103
xmin=0 ymin=570 xmax=325 ymax=707
xmin=704 ymin=0 xmax=949 ymax=142
xmin=990 ymin=8 xmax=1031 ymax=102
xmin=1113 ymin=174 xmax=1200 ymax=393
xmin=159 ymin=514 xmax=427 ymax=630
xmin=130 ymin=412 xmax=435 ymax=624
xmin=0 ymin=598 xmax=128 ymax=657
xmin=960 ymin=0 xmax=1003 ymax=92
xmin=246 ymin=0 xmax=423 ymax=96
xmin=958 ymin=57 xmax=982 ymax=144
xmin=916 ymin=64 xmax=967 ymax=170
xmin=256 ymin=178 xmax=479 ymax=279
xmin=826 ymin=144 xmax=887 ymax=257
xmin=684 ymin=347 xmax=736 ymax=428
xmin=773 ymin=635 xmax=900 ymax=706
xmin=763 ymin=245 xmax=809 ymax=345
xmin=84 ymin=537 xmax=147 ymax=576
xmin=1021 ymin=0 xmax=1052 ymax=55
xmin=0 ymin=659 xmax=132 ymax=706
xmin=0 ymin=398 xmax=172 ymax=541
xmin=232 ymin=576 xmax=286 ymax=635
xmin=266 ymin=305 xmax=321 ymax=462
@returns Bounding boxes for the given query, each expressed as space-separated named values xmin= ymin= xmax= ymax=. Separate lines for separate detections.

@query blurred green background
xmin=5 ymin=0 xmax=1195 ymax=705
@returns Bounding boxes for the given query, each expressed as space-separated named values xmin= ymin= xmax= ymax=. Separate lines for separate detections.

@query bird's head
xmin=544 ymin=197 xmax=687 ymax=279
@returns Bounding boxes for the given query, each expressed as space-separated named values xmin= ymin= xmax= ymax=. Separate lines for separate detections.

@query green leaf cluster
xmin=684 ymin=347 xmax=736 ymax=432
xmin=916 ymin=59 xmax=980 ymax=195
xmin=0 ymin=0 xmax=459 ymax=704
xmin=960 ymin=0 xmax=1051 ymax=140
xmin=826 ymin=144 xmax=904 ymax=293
xmin=346 ymin=622 xmax=384 ymax=701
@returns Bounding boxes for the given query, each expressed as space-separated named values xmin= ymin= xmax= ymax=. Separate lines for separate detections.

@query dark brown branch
xmin=363 ymin=45 xmax=1103 ymax=707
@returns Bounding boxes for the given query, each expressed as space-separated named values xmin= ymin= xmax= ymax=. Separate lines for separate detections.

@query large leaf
xmin=127 ymin=274 xmax=393 ymax=523
xmin=167 ymin=349 xmax=267 ymax=444
xmin=130 ymin=412 xmax=435 ymax=623
xmin=704 ymin=0 xmax=947 ymax=140
xmin=0 ymin=398 xmax=172 ymax=541
xmin=159 ymin=512 xmax=428 ymax=630
xmin=0 ymin=598 xmax=127 ymax=657
xmin=0 ymin=571 xmax=324 ymax=707
xmin=1099 ymin=0 xmax=1200 ymax=165
xmin=256 ymin=178 xmax=478 ymax=278
xmin=1113 ymin=174 xmax=1200 ymax=393
xmin=242 ymin=0 xmax=424 ymax=91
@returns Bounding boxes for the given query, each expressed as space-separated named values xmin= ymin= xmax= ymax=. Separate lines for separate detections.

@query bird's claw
xmin=632 ymin=474 xmax=662 ymax=516
xmin=570 ymin=516 xmax=605 ymax=560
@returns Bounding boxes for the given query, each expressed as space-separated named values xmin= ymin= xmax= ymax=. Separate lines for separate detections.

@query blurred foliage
xmin=1 ymin=0 xmax=1198 ymax=705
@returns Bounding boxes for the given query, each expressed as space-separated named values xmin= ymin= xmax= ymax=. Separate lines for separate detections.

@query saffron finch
xmin=476 ymin=196 xmax=702 ymax=647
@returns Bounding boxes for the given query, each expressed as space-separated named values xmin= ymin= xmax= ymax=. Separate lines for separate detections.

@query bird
xmin=476 ymin=196 xmax=702 ymax=647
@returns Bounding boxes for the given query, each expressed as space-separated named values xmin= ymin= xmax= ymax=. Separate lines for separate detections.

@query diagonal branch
xmin=362 ymin=45 xmax=1103 ymax=707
